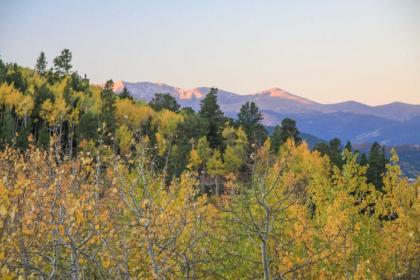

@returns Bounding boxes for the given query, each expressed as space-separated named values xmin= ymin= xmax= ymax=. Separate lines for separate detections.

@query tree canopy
xmin=0 ymin=51 xmax=418 ymax=279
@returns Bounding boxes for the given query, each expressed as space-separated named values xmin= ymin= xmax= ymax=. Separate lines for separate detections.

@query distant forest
xmin=0 ymin=50 xmax=418 ymax=279
xmin=0 ymin=49 xmax=392 ymax=187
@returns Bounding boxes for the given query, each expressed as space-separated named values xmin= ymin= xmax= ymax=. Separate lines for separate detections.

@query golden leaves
xmin=115 ymin=98 xmax=155 ymax=129
xmin=115 ymin=125 xmax=133 ymax=154
xmin=0 ymin=133 xmax=418 ymax=279
xmin=0 ymin=82 xmax=34 ymax=116
xmin=154 ymin=109 xmax=183 ymax=136
xmin=40 ymin=97 xmax=69 ymax=125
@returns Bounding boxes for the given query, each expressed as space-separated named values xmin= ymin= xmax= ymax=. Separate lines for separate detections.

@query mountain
xmin=113 ymin=81 xmax=420 ymax=145
xmin=322 ymin=101 xmax=420 ymax=121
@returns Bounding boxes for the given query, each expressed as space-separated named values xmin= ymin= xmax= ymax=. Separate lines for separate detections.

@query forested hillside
xmin=0 ymin=50 xmax=419 ymax=279
xmin=115 ymin=81 xmax=420 ymax=145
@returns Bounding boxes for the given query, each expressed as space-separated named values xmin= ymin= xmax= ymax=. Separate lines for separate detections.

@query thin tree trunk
xmin=146 ymin=236 xmax=163 ymax=280
xmin=163 ymin=135 xmax=173 ymax=182
xmin=261 ymin=239 xmax=270 ymax=280
xmin=18 ymin=236 xmax=30 ymax=280
xmin=70 ymin=241 xmax=80 ymax=280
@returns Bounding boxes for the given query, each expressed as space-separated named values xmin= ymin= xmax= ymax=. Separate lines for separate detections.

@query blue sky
xmin=1 ymin=0 xmax=419 ymax=105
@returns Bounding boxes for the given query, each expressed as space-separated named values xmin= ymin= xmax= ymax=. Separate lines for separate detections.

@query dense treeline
xmin=0 ymin=50 xmax=390 ymax=189
xmin=0 ymin=50 xmax=419 ymax=279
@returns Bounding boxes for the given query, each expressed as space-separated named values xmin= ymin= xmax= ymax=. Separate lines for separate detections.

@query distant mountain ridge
xmin=112 ymin=81 xmax=420 ymax=145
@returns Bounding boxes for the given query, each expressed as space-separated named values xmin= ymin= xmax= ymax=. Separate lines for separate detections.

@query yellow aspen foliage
xmin=196 ymin=136 xmax=211 ymax=160
xmin=15 ymin=95 xmax=34 ymax=118
xmin=115 ymin=98 xmax=155 ymax=129
xmin=154 ymin=109 xmax=183 ymax=136
xmin=207 ymin=150 xmax=224 ymax=177
xmin=40 ymin=97 xmax=69 ymax=125
xmin=155 ymin=132 xmax=167 ymax=156
xmin=0 ymin=82 xmax=23 ymax=107
xmin=115 ymin=124 xmax=133 ymax=154
xmin=0 ymin=67 xmax=418 ymax=280
xmin=187 ymin=148 xmax=202 ymax=170
xmin=222 ymin=126 xmax=247 ymax=173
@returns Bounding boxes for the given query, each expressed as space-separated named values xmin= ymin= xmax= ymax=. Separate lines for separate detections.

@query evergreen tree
xmin=100 ymin=80 xmax=116 ymax=143
xmin=16 ymin=122 xmax=32 ymax=150
xmin=119 ymin=87 xmax=133 ymax=101
xmin=271 ymin=125 xmax=283 ymax=153
xmin=366 ymin=142 xmax=387 ymax=190
xmin=36 ymin=125 xmax=50 ymax=148
xmin=0 ymin=109 xmax=15 ymax=148
xmin=0 ymin=57 xmax=6 ymax=83
xmin=313 ymin=142 xmax=330 ymax=156
xmin=237 ymin=101 xmax=267 ymax=147
xmin=344 ymin=140 xmax=352 ymax=152
xmin=149 ymin=93 xmax=179 ymax=112
xmin=77 ymin=112 xmax=100 ymax=141
xmin=70 ymin=72 xmax=89 ymax=92
xmin=199 ymin=88 xmax=225 ymax=148
xmin=5 ymin=63 xmax=26 ymax=92
xmin=328 ymin=138 xmax=343 ymax=168
xmin=359 ymin=153 xmax=368 ymax=166
xmin=271 ymin=118 xmax=302 ymax=152
xmin=53 ymin=49 xmax=72 ymax=76
xmin=35 ymin=51 xmax=47 ymax=75
xmin=280 ymin=118 xmax=301 ymax=144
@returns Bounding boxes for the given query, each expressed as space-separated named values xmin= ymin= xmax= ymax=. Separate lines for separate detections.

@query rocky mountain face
xmin=113 ymin=81 xmax=420 ymax=145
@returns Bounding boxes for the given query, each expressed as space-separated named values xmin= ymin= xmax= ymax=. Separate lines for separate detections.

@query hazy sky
xmin=1 ymin=0 xmax=419 ymax=105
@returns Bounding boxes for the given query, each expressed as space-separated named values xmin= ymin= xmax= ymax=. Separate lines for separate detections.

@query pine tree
xmin=77 ymin=112 xmax=100 ymax=141
xmin=149 ymin=93 xmax=180 ymax=112
xmin=0 ymin=57 xmax=6 ymax=83
xmin=367 ymin=142 xmax=387 ymax=190
xmin=0 ymin=109 xmax=15 ymax=147
xmin=35 ymin=51 xmax=47 ymax=75
xmin=344 ymin=140 xmax=352 ymax=152
xmin=328 ymin=137 xmax=343 ymax=168
xmin=270 ymin=118 xmax=301 ymax=152
xmin=359 ymin=153 xmax=368 ymax=166
xmin=313 ymin=142 xmax=330 ymax=156
xmin=237 ymin=101 xmax=267 ymax=147
xmin=53 ymin=49 xmax=72 ymax=76
xmin=280 ymin=118 xmax=301 ymax=144
xmin=100 ymin=80 xmax=116 ymax=144
xmin=271 ymin=125 xmax=283 ymax=153
xmin=119 ymin=87 xmax=133 ymax=101
xmin=199 ymin=88 xmax=225 ymax=148
xmin=5 ymin=63 xmax=26 ymax=92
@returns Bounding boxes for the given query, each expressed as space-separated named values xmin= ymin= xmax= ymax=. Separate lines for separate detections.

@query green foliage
xmin=149 ymin=92 xmax=179 ymax=112
xmin=0 ymin=57 xmax=7 ymax=83
xmin=313 ymin=137 xmax=345 ymax=168
xmin=271 ymin=118 xmax=302 ymax=153
xmin=77 ymin=112 xmax=100 ymax=141
xmin=328 ymin=137 xmax=344 ymax=168
xmin=35 ymin=51 xmax=47 ymax=75
xmin=0 ymin=109 xmax=15 ymax=147
xmin=313 ymin=141 xmax=329 ymax=156
xmin=53 ymin=48 xmax=72 ymax=76
xmin=359 ymin=153 xmax=368 ymax=166
xmin=344 ymin=140 xmax=352 ymax=152
xmin=367 ymin=142 xmax=387 ymax=190
xmin=36 ymin=125 xmax=50 ymax=148
xmin=5 ymin=63 xmax=26 ymax=92
xmin=100 ymin=80 xmax=116 ymax=143
xmin=237 ymin=101 xmax=267 ymax=147
xmin=1 ymin=54 xmax=415 ymax=279
xmin=119 ymin=87 xmax=133 ymax=100
xmin=222 ymin=126 xmax=247 ymax=172
xmin=199 ymin=88 xmax=225 ymax=148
